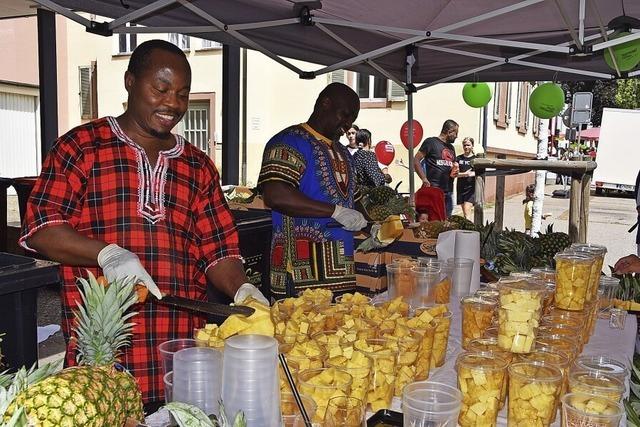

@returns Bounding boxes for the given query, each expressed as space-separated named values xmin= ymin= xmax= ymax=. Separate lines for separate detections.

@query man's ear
xmin=124 ymin=71 xmax=135 ymax=92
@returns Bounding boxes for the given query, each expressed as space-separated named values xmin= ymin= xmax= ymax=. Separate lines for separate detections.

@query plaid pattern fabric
xmin=19 ymin=117 xmax=241 ymax=403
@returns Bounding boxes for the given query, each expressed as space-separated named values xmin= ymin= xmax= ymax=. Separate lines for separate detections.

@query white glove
xmin=97 ymin=244 xmax=162 ymax=300
xmin=234 ymin=283 xmax=269 ymax=306
xmin=331 ymin=205 xmax=367 ymax=231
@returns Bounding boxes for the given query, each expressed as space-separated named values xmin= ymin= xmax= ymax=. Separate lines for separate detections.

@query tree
xmin=561 ymin=80 xmax=617 ymax=126
xmin=615 ymin=79 xmax=640 ymax=109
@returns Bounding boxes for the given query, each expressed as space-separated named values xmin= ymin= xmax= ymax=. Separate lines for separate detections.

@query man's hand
xmin=332 ymin=205 xmax=367 ymax=231
xmin=614 ymin=254 xmax=640 ymax=274
xmin=234 ymin=283 xmax=269 ymax=305
xmin=97 ymin=244 xmax=162 ymax=299
xmin=421 ymin=177 xmax=431 ymax=187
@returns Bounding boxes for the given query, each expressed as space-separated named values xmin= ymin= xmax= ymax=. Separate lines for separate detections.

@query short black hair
xmin=441 ymin=119 xmax=459 ymax=134
xmin=127 ymin=39 xmax=188 ymax=77
xmin=356 ymin=129 xmax=371 ymax=147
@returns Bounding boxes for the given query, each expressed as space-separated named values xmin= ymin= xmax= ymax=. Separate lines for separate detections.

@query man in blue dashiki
xmin=258 ymin=83 xmax=367 ymax=298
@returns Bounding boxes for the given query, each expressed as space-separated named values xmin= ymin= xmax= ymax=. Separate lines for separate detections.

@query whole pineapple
xmin=367 ymin=186 xmax=396 ymax=205
xmin=3 ymin=273 xmax=144 ymax=426
xmin=538 ymin=224 xmax=571 ymax=261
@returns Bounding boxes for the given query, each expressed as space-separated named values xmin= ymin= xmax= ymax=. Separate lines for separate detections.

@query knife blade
xmin=158 ymin=295 xmax=255 ymax=320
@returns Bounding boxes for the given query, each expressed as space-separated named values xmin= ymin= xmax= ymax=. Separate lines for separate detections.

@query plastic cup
xmin=446 ymin=257 xmax=474 ymax=297
xmin=402 ymin=381 xmax=462 ymax=427
xmin=378 ymin=330 xmax=422 ymax=396
xmin=411 ymin=266 xmax=440 ymax=307
xmin=158 ymin=338 xmax=196 ymax=375
xmin=531 ymin=267 xmax=556 ymax=282
xmin=353 ymin=338 xmax=397 ymax=412
xmin=536 ymin=333 xmax=580 ymax=362
xmin=554 ymin=253 xmax=593 ymax=310
xmin=163 ymin=371 xmax=173 ymax=403
xmin=570 ymin=243 xmax=607 ymax=301
xmin=571 ymin=355 xmax=629 ymax=383
xmin=387 ymin=262 xmax=418 ymax=301
xmin=413 ymin=321 xmax=436 ymax=381
xmin=497 ymin=280 xmax=545 ymax=354
xmin=508 ymin=361 xmax=563 ymax=427
xmin=172 ymin=347 xmax=222 ymax=416
xmin=324 ymin=396 xmax=365 ymax=427
xmin=297 ymin=367 xmax=352 ymax=422
xmin=281 ymin=392 xmax=317 ymax=427
xmin=561 ymin=392 xmax=624 ymax=427
xmin=297 ymin=288 xmax=334 ymax=306
xmin=461 ymin=296 xmax=496 ymax=349
xmin=569 ymin=370 xmax=625 ymax=402
xmin=598 ymin=276 xmax=621 ymax=318
xmin=430 ymin=311 xmax=453 ymax=368
xmin=456 ymin=352 xmax=508 ymax=427
xmin=279 ymin=342 xmax=326 ymax=372
xmin=466 ymin=337 xmax=512 ymax=408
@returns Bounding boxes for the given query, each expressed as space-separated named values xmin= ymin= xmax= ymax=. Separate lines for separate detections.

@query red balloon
xmin=400 ymin=120 xmax=424 ymax=149
xmin=375 ymin=140 xmax=395 ymax=166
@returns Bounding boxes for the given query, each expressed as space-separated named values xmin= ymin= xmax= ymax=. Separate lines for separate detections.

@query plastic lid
xmin=460 ymin=296 xmax=497 ymax=307
xmin=572 ymin=356 xmax=628 ymax=379
xmin=499 ymin=279 xmax=546 ymax=295
xmin=456 ymin=351 xmax=509 ymax=372
xmin=554 ymin=252 xmax=594 ymax=263
xmin=508 ymin=361 xmax=563 ymax=382
xmin=570 ymin=243 xmax=607 ymax=254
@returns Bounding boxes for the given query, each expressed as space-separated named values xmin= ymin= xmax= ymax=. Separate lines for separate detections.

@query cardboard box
xmin=355 ymin=229 xmax=437 ymax=258
xmin=355 ymin=251 xmax=388 ymax=292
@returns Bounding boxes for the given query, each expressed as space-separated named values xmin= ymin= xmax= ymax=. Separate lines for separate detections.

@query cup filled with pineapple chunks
xmin=323 ymin=396 xmax=365 ymax=427
xmin=508 ymin=361 xmax=563 ymax=427
xmin=561 ymin=392 xmax=624 ymax=427
xmin=281 ymin=392 xmax=317 ymax=427
xmin=456 ymin=351 xmax=509 ymax=427
xmin=461 ymin=296 xmax=497 ymax=349
xmin=352 ymin=338 xmax=398 ymax=412
xmin=297 ymin=367 xmax=353 ymax=422
xmin=568 ymin=370 xmax=625 ymax=402
xmin=554 ymin=253 xmax=593 ymax=311
xmin=497 ymin=280 xmax=546 ymax=354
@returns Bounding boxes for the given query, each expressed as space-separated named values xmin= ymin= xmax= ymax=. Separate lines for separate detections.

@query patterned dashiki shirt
xmin=258 ymin=123 xmax=361 ymax=297
xmin=19 ymin=117 xmax=241 ymax=403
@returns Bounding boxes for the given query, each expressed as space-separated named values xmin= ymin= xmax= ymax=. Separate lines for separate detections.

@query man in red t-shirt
xmin=19 ymin=40 xmax=267 ymax=404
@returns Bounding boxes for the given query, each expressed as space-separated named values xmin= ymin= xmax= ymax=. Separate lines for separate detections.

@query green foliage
xmin=615 ymin=79 xmax=640 ymax=110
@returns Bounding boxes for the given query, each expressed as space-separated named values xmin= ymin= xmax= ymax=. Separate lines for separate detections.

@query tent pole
xmin=37 ymin=8 xmax=58 ymax=157
xmin=406 ymin=47 xmax=416 ymax=204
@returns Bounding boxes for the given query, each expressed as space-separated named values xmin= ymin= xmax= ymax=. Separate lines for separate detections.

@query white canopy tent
xmin=20 ymin=0 xmax=640 ymax=196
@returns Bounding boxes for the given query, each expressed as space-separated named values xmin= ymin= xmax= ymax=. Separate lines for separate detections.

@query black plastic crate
xmin=0 ymin=252 xmax=59 ymax=370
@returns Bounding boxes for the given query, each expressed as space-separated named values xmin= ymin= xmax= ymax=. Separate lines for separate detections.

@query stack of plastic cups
xmin=561 ymin=393 xmax=624 ymax=427
xmin=446 ymin=258 xmax=474 ymax=297
xmin=418 ymin=258 xmax=449 ymax=304
xmin=157 ymin=338 xmax=196 ymax=403
xmin=401 ymin=381 xmax=462 ymax=427
xmin=172 ymin=347 xmax=222 ymax=416
xmin=222 ymin=335 xmax=281 ymax=426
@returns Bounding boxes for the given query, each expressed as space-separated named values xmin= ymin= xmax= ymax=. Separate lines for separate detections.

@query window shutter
xmin=517 ymin=82 xmax=530 ymax=134
xmin=387 ymin=80 xmax=407 ymax=101
xmin=494 ymin=82 xmax=509 ymax=128
xmin=90 ymin=61 xmax=98 ymax=119
xmin=505 ymin=82 xmax=512 ymax=125
xmin=493 ymin=83 xmax=501 ymax=121
xmin=79 ymin=66 xmax=92 ymax=120
xmin=328 ymin=70 xmax=345 ymax=84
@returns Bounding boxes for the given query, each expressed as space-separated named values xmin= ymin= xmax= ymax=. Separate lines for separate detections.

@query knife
xmin=158 ymin=294 xmax=255 ymax=321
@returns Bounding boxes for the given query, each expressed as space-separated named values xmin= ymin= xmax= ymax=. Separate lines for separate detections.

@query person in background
xmin=18 ymin=40 xmax=266 ymax=405
xmin=345 ymin=124 xmax=360 ymax=155
xmin=258 ymin=83 xmax=367 ymax=298
xmin=413 ymin=119 xmax=459 ymax=217
xmin=523 ymin=184 xmax=536 ymax=235
xmin=353 ymin=129 xmax=391 ymax=188
xmin=455 ymin=137 xmax=476 ymax=220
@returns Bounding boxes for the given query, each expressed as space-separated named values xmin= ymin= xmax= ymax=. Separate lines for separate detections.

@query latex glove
xmin=97 ymin=244 xmax=162 ymax=299
xmin=234 ymin=283 xmax=269 ymax=306
xmin=331 ymin=205 xmax=367 ymax=231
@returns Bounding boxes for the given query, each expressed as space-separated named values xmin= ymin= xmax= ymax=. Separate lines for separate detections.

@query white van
xmin=592 ymin=108 xmax=640 ymax=195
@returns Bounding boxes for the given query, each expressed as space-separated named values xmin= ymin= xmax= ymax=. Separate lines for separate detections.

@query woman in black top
xmin=353 ymin=129 xmax=391 ymax=188
xmin=456 ymin=137 xmax=476 ymax=220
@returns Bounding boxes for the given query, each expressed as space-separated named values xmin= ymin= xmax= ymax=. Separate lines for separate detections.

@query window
xmin=180 ymin=103 xmax=210 ymax=153
xmin=516 ymin=82 xmax=531 ymax=134
xmin=169 ymin=33 xmax=190 ymax=50
xmin=493 ymin=82 xmax=512 ymax=128
xmin=115 ymin=23 xmax=137 ymax=54
xmin=356 ymin=73 xmax=387 ymax=101
xmin=79 ymin=62 xmax=98 ymax=120
xmin=200 ymin=38 xmax=222 ymax=49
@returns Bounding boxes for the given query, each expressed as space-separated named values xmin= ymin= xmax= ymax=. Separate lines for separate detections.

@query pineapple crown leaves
xmin=0 ymin=362 xmax=61 ymax=426
xmin=72 ymin=272 xmax=139 ymax=366
xmin=163 ymin=401 xmax=247 ymax=427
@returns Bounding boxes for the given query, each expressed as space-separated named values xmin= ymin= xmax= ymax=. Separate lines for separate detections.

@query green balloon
xmin=462 ymin=82 xmax=492 ymax=108
xmin=529 ymin=83 xmax=565 ymax=119
xmin=604 ymin=32 xmax=640 ymax=72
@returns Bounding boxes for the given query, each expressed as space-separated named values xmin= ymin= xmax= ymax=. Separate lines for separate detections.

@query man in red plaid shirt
xmin=19 ymin=39 xmax=267 ymax=405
